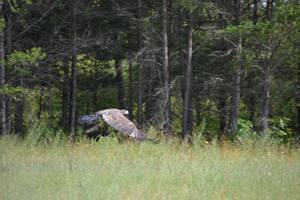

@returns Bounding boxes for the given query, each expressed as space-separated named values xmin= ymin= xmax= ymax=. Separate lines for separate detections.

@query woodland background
xmin=0 ymin=0 xmax=299 ymax=143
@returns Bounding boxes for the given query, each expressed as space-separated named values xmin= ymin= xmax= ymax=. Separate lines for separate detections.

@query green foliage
xmin=25 ymin=122 xmax=66 ymax=146
xmin=176 ymin=0 xmax=199 ymax=11
xmin=7 ymin=0 xmax=32 ymax=13
xmin=6 ymin=47 xmax=46 ymax=79
xmin=269 ymin=117 xmax=294 ymax=142
xmin=192 ymin=118 xmax=207 ymax=144
xmin=0 ymin=85 xmax=25 ymax=95
xmin=0 ymin=17 xmax=5 ymax=32
xmin=8 ymin=47 xmax=46 ymax=67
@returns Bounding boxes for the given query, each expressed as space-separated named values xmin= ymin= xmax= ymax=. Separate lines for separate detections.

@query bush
xmin=25 ymin=122 xmax=66 ymax=146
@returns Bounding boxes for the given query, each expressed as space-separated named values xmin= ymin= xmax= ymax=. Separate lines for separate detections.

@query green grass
xmin=0 ymin=136 xmax=300 ymax=200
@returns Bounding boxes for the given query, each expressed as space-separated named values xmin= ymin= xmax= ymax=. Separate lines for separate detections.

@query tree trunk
xmin=194 ymin=97 xmax=201 ymax=125
xmin=15 ymin=75 xmax=24 ymax=135
xmin=218 ymin=90 xmax=227 ymax=135
xmin=61 ymin=63 xmax=70 ymax=131
xmin=260 ymin=64 xmax=271 ymax=132
xmin=162 ymin=0 xmax=171 ymax=133
xmin=297 ymin=60 xmax=300 ymax=137
xmin=127 ymin=58 xmax=134 ymax=120
xmin=69 ymin=0 xmax=77 ymax=141
xmin=265 ymin=0 xmax=273 ymax=20
xmin=182 ymin=11 xmax=193 ymax=140
xmin=228 ymin=0 xmax=242 ymax=134
xmin=248 ymin=0 xmax=259 ymax=129
xmin=253 ymin=0 xmax=258 ymax=25
xmin=5 ymin=2 xmax=12 ymax=134
xmin=0 ymin=1 xmax=6 ymax=135
xmin=229 ymin=64 xmax=241 ymax=134
xmin=114 ymin=52 xmax=125 ymax=109
xmin=249 ymin=94 xmax=256 ymax=129
xmin=37 ymin=87 xmax=44 ymax=121
xmin=259 ymin=0 xmax=274 ymax=132
xmin=137 ymin=0 xmax=143 ymax=125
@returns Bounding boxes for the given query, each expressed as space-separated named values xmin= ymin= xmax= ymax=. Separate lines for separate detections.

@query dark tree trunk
xmin=162 ymin=0 xmax=171 ymax=133
xmin=248 ymin=0 xmax=259 ymax=129
xmin=0 ymin=1 xmax=6 ymax=135
xmin=61 ymin=63 xmax=70 ymax=131
xmin=297 ymin=60 xmax=300 ymax=137
xmin=5 ymin=2 xmax=12 ymax=134
xmin=265 ymin=0 xmax=273 ymax=20
xmin=249 ymin=94 xmax=256 ymax=129
xmin=137 ymin=0 xmax=143 ymax=125
xmin=37 ymin=87 xmax=44 ymax=121
xmin=194 ymin=97 xmax=201 ymax=125
xmin=15 ymin=76 xmax=24 ymax=135
xmin=69 ymin=0 xmax=77 ymax=141
xmin=144 ymin=63 xmax=158 ymax=123
xmin=182 ymin=11 xmax=193 ymax=140
xmin=218 ymin=90 xmax=227 ymax=135
xmin=253 ymin=0 xmax=258 ymax=25
xmin=127 ymin=58 xmax=134 ymax=120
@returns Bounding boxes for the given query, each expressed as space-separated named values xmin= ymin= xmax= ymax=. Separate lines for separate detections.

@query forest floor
xmin=0 ymin=136 xmax=300 ymax=200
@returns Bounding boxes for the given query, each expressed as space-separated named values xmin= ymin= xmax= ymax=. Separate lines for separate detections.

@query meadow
xmin=0 ymin=136 xmax=300 ymax=200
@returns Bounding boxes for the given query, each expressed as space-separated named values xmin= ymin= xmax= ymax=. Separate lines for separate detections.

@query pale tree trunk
xmin=229 ymin=65 xmax=241 ymax=134
xmin=260 ymin=0 xmax=274 ymax=132
xmin=162 ymin=0 xmax=171 ymax=133
xmin=114 ymin=50 xmax=125 ymax=109
xmin=260 ymin=63 xmax=271 ymax=132
xmin=69 ymin=0 xmax=77 ymax=141
xmin=228 ymin=0 xmax=242 ymax=134
xmin=182 ymin=11 xmax=193 ymax=140
xmin=0 ymin=1 xmax=6 ymax=135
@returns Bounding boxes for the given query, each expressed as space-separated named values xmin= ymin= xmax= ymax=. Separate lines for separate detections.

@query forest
xmin=0 ymin=0 xmax=299 ymax=143
xmin=0 ymin=1 xmax=300 ymax=199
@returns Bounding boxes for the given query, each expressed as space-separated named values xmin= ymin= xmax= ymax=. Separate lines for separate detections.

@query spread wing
xmin=100 ymin=109 xmax=141 ymax=139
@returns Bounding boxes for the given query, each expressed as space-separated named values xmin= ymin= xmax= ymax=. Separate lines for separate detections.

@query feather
xmin=78 ymin=114 xmax=100 ymax=125
xmin=79 ymin=108 xmax=159 ymax=143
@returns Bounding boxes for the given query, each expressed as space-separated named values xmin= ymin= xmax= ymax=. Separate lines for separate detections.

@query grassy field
xmin=0 ymin=136 xmax=300 ymax=200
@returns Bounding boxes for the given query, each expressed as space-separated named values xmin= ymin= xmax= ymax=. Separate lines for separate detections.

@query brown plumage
xmin=80 ymin=108 xmax=159 ymax=143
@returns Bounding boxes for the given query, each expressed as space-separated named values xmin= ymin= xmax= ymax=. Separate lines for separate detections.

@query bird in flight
xmin=78 ymin=108 xmax=159 ymax=143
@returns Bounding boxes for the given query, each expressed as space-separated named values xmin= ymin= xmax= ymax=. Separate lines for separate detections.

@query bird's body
xmin=78 ymin=108 xmax=159 ymax=143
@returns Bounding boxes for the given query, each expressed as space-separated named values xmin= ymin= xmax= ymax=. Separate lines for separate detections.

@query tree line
xmin=0 ymin=0 xmax=299 ymax=142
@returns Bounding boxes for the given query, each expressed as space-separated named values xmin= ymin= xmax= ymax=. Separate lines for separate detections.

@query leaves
xmin=7 ymin=48 xmax=46 ymax=75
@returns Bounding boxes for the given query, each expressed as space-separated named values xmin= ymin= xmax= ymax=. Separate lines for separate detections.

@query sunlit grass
xmin=0 ymin=135 xmax=300 ymax=200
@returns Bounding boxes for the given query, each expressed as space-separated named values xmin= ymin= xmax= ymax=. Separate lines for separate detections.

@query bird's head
xmin=120 ymin=109 xmax=129 ymax=115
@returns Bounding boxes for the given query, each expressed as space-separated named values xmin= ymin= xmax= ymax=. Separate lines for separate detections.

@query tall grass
xmin=0 ymin=135 xmax=299 ymax=200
